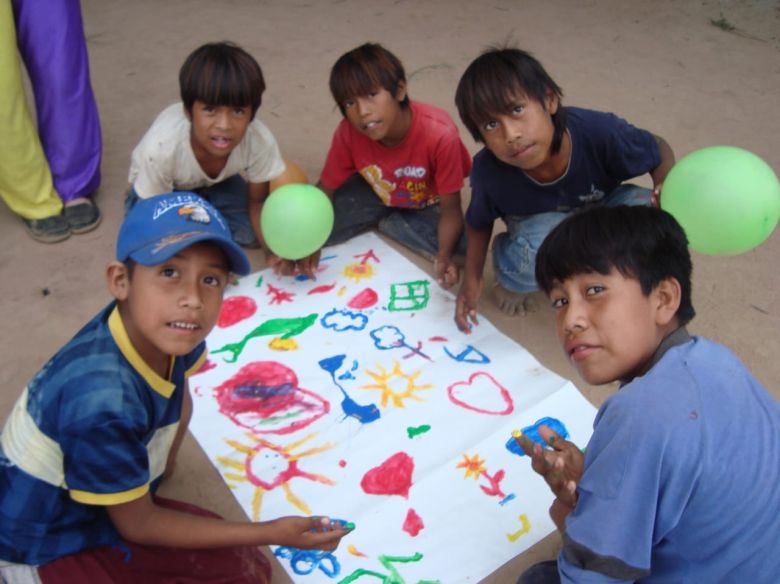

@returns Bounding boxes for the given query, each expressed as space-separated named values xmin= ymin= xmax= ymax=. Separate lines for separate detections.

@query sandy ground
xmin=1 ymin=0 xmax=779 ymax=581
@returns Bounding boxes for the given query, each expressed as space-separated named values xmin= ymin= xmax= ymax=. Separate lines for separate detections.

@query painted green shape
xmin=211 ymin=313 xmax=317 ymax=363
xmin=388 ymin=280 xmax=430 ymax=312
xmin=407 ymin=424 xmax=431 ymax=439
xmin=337 ymin=552 xmax=439 ymax=584
xmin=255 ymin=275 xmax=264 ymax=288
xmin=343 ymin=521 xmax=356 ymax=530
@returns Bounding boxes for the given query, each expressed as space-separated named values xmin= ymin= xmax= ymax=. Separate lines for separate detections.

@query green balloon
xmin=661 ymin=146 xmax=780 ymax=255
xmin=261 ymin=184 xmax=334 ymax=260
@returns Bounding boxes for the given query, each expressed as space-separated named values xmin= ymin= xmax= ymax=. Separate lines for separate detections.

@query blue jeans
xmin=325 ymin=174 xmax=466 ymax=260
xmin=516 ymin=560 xmax=560 ymax=584
xmin=125 ymin=175 xmax=257 ymax=247
xmin=493 ymin=184 xmax=652 ymax=293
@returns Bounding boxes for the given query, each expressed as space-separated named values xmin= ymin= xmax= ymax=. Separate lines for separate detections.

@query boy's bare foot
xmin=493 ymin=282 xmax=539 ymax=316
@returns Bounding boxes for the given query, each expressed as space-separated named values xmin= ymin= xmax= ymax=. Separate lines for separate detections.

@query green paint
xmin=343 ymin=521 xmax=356 ymax=530
xmin=338 ymin=552 xmax=440 ymax=584
xmin=255 ymin=275 xmax=264 ymax=287
xmin=548 ymin=436 xmax=556 ymax=445
xmin=407 ymin=424 xmax=431 ymax=439
xmin=211 ymin=313 xmax=318 ymax=363
xmin=388 ymin=280 xmax=430 ymax=312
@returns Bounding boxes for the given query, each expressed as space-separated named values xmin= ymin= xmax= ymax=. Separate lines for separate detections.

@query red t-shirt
xmin=320 ymin=101 xmax=472 ymax=208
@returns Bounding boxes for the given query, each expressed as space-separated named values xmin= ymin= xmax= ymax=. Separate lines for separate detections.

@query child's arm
xmin=434 ymin=192 xmax=464 ymax=289
xmin=248 ymin=181 xmax=297 ymax=275
xmin=455 ymin=223 xmax=492 ymax=333
xmin=107 ymin=493 xmax=349 ymax=551
xmin=650 ymin=134 xmax=676 ymax=204
xmin=164 ymin=382 xmax=193 ymax=481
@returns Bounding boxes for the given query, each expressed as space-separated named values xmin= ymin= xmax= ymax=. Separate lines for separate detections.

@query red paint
xmin=428 ymin=336 xmax=448 ymax=342
xmin=347 ymin=287 xmax=378 ymax=309
xmin=213 ymin=361 xmax=330 ymax=435
xmin=339 ymin=460 xmax=347 ymax=468
xmin=217 ymin=296 xmax=257 ymax=328
xmin=307 ymin=283 xmax=337 ymax=295
xmin=447 ymin=372 xmax=514 ymax=415
xmin=267 ymin=284 xmax=295 ymax=304
xmin=360 ymin=452 xmax=414 ymax=499
xmin=354 ymin=249 xmax=380 ymax=264
xmin=195 ymin=358 xmax=217 ymax=374
xmin=402 ymin=508 xmax=424 ymax=537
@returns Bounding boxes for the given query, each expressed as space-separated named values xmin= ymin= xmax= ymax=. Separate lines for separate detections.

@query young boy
xmin=516 ymin=205 xmax=780 ymax=582
xmin=127 ymin=42 xmax=285 ymax=254
xmin=453 ymin=47 xmax=676 ymax=329
xmin=0 ymin=193 xmax=348 ymax=583
xmin=315 ymin=42 xmax=472 ymax=288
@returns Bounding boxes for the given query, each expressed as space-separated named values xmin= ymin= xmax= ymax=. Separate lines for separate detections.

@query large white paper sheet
xmin=189 ymin=232 xmax=596 ymax=583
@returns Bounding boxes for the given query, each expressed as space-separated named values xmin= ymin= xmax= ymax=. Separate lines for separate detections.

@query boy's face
xmin=110 ymin=242 xmax=229 ymax=374
xmin=189 ymin=101 xmax=253 ymax=163
xmin=479 ymin=90 xmax=559 ymax=178
xmin=342 ymin=83 xmax=409 ymax=147
xmin=548 ymin=268 xmax=677 ymax=385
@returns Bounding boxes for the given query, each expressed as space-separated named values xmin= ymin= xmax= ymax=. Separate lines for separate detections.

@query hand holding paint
xmin=513 ymin=426 xmax=583 ymax=508
xmin=271 ymin=515 xmax=351 ymax=551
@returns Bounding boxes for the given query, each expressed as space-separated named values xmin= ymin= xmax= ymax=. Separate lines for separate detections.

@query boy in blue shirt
xmin=516 ymin=205 xmax=780 ymax=583
xmin=453 ymin=47 xmax=675 ymax=330
xmin=127 ymin=42 xmax=286 ymax=255
xmin=0 ymin=193 xmax=348 ymax=583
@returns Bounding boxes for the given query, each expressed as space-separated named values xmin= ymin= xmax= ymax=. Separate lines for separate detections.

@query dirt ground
xmin=1 ymin=0 xmax=778 ymax=581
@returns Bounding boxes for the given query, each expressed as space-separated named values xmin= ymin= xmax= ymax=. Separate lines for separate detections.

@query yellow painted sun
xmin=361 ymin=360 xmax=433 ymax=408
xmin=456 ymin=452 xmax=487 ymax=480
xmin=217 ymin=432 xmax=334 ymax=520
xmin=343 ymin=262 xmax=375 ymax=283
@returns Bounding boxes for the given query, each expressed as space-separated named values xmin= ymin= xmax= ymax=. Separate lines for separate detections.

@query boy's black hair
xmin=455 ymin=46 xmax=567 ymax=151
xmin=179 ymin=42 xmax=265 ymax=117
xmin=535 ymin=205 xmax=695 ymax=326
xmin=329 ymin=43 xmax=410 ymax=116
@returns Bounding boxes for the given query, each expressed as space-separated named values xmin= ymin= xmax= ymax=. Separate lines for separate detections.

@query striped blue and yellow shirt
xmin=0 ymin=302 xmax=205 ymax=565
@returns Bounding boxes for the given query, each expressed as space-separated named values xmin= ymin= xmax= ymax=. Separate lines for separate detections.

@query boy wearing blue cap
xmin=0 ymin=193 xmax=348 ymax=583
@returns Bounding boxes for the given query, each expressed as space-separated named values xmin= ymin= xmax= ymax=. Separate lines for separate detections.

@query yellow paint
xmin=337 ymin=286 xmax=347 ymax=296
xmin=347 ymin=544 xmax=368 ymax=557
xmin=361 ymin=360 xmax=433 ymax=409
xmin=511 ymin=429 xmax=522 ymax=438
xmin=456 ymin=452 xmax=487 ymax=480
xmin=343 ymin=262 xmax=375 ymax=283
xmin=269 ymin=337 xmax=298 ymax=351
xmin=506 ymin=514 xmax=531 ymax=542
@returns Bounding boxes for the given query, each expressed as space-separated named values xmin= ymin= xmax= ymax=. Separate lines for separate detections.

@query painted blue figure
xmin=319 ymin=355 xmax=380 ymax=424
xmin=443 ymin=344 xmax=491 ymax=364
xmin=370 ymin=325 xmax=431 ymax=361
xmin=505 ymin=417 xmax=569 ymax=457
xmin=274 ymin=546 xmax=340 ymax=578
xmin=320 ymin=308 xmax=369 ymax=332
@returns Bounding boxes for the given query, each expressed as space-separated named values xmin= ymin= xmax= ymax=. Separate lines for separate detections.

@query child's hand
xmin=266 ymin=252 xmax=296 ymax=276
xmin=549 ymin=497 xmax=574 ymax=533
xmin=297 ymin=250 xmax=321 ymax=280
xmin=267 ymin=516 xmax=351 ymax=551
xmin=434 ymin=256 xmax=460 ymax=289
xmin=516 ymin=425 xmax=583 ymax=508
xmin=455 ymin=277 xmax=482 ymax=333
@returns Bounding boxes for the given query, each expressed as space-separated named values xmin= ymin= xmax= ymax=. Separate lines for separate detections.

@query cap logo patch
xmin=152 ymin=231 xmax=206 ymax=255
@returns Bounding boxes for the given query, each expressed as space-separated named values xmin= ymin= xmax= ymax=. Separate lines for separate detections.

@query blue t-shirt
xmin=559 ymin=331 xmax=780 ymax=582
xmin=0 ymin=303 xmax=206 ymax=565
xmin=466 ymin=107 xmax=660 ymax=229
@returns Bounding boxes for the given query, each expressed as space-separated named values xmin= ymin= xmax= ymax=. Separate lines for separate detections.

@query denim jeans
xmin=493 ymin=184 xmax=653 ymax=293
xmin=125 ymin=174 xmax=257 ymax=247
xmin=516 ymin=560 xmax=561 ymax=584
xmin=325 ymin=174 xmax=466 ymax=260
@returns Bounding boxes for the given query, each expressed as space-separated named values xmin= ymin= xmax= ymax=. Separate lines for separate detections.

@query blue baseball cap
xmin=117 ymin=192 xmax=251 ymax=276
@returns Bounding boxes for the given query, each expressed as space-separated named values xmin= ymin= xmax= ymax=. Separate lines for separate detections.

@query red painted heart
xmin=447 ymin=371 xmax=514 ymax=415
xmin=360 ymin=451 xmax=414 ymax=499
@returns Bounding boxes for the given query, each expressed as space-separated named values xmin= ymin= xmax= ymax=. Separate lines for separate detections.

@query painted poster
xmin=189 ymin=232 xmax=597 ymax=583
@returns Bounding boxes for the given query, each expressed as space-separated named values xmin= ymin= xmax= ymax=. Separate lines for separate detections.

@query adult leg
xmin=516 ymin=560 xmax=561 ymax=584
xmin=325 ymin=174 xmax=391 ymax=245
xmin=199 ymin=175 xmax=258 ymax=248
xmin=13 ymin=0 xmax=102 ymax=203
xmin=0 ymin=0 xmax=68 ymax=242
xmin=491 ymin=212 xmax=568 ymax=314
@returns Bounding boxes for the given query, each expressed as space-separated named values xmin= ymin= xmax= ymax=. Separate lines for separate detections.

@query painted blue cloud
xmin=320 ymin=308 xmax=368 ymax=332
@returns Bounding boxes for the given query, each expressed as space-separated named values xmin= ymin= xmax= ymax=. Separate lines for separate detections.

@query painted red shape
xmin=428 ymin=336 xmax=448 ymax=342
xmin=360 ymin=452 xmax=414 ymax=499
xmin=217 ymin=296 xmax=257 ymax=328
xmin=447 ymin=372 xmax=514 ymax=415
xmin=308 ymin=283 xmax=337 ymax=295
xmin=403 ymin=508 xmax=424 ymax=537
xmin=195 ymin=359 xmax=217 ymax=374
xmin=347 ymin=287 xmax=378 ymax=309
xmin=339 ymin=460 xmax=347 ymax=468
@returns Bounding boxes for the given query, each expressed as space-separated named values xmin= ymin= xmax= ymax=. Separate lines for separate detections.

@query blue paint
xmin=234 ymin=382 xmax=295 ymax=399
xmin=443 ymin=344 xmax=491 ymax=364
xmin=505 ymin=417 xmax=570 ymax=457
xmin=499 ymin=494 xmax=516 ymax=506
xmin=320 ymin=308 xmax=369 ymax=332
xmin=274 ymin=547 xmax=340 ymax=577
xmin=370 ymin=325 xmax=431 ymax=360
xmin=319 ymin=355 xmax=381 ymax=424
